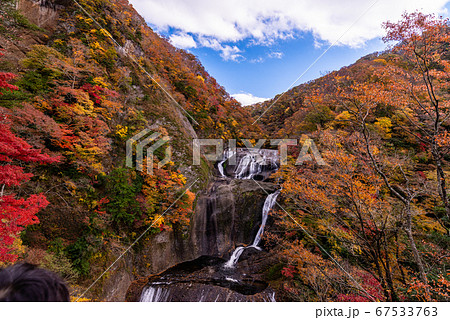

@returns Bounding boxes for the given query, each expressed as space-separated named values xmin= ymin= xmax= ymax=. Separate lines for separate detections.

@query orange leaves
xmin=383 ymin=12 xmax=449 ymax=55
xmin=271 ymin=128 xmax=405 ymax=300
xmin=140 ymin=161 xmax=193 ymax=231
xmin=408 ymin=274 xmax=450 ymax=302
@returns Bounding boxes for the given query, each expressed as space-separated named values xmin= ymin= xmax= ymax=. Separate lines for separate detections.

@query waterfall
xmin=263 ymin=292 xmax=276 ymax=302
xmin=234 ymin=151 xmax=278 ymax=180
xmin=223 ymin=246 xmax=247 ymax=269
xmin=234 ymin=154 xmax=254 ymax=179
xmin=136 ymin=147 xmax=281 ymax=302
xmin=140 ymin=286 xmax=171 ymax=302
xmin=218 ymin=148 xmax=235 ymax=177
xmin=219 ymin=148 xmax=278 ymax=179
xmin=252 ymin=190 xmax=280 ymax=248
xmin=224 ymin=190 xmax=280 ymax=268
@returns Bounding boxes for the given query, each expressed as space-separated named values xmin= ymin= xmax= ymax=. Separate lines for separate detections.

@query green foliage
xmin=41 ymin=251 xmax=80 ymax=282
xmin=302 ymin=105 xmax=334 ymax=131
xmin=174 ymin=80 xmax=197 ymax=99
xmin=105 ymin=168 xmax=143 ymax=225
xmin=9 ymin=10 xmax=43 ymax=31
xmin=265 ymin=263 xmax=284 ymax=281
xmin=65 ymin=237 xmax=91 ymax=276
xmin=19 ymin=46 xmax=64 ymax=93
xmin=18 ymin=71 xmax=52 ymax=94
xmin=0 ymin=88 xmax=31 ymax=108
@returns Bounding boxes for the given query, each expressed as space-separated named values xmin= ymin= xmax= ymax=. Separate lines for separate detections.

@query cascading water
xmin=135 ymin=148 xmax=281 ymax=302
xmin=218 ymin=148 xmax=235 ymax=177
xmin=219 ymin=148 xmax=278 ymax=180
xmin=224 ymin=190 xmax=280 ymax=268
xmin=234 ymin=149 xmax=278 ymax=180
xmin=140 ymin=286 xmax=171 ymax=302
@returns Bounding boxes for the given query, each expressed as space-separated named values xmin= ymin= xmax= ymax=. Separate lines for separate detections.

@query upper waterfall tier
xmin=218 ymin=148 xmax=279 ymax=181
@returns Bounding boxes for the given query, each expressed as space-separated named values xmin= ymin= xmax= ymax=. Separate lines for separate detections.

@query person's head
xmin=0 ymin=263 xmax=70 ymax=302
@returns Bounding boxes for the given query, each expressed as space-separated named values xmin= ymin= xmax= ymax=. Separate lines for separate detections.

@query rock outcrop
xmin=191 ymin=179 xmax=277 ymax=258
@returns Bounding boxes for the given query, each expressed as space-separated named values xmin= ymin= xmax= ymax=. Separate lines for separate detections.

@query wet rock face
xmin=190 ymin=179 xmax=277 ymax=258
xmin=126 ymin=256 xmax=275 ymax=302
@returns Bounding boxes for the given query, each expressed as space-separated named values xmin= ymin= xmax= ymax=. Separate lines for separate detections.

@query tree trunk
xmin=433 ymin=148 xmax=450 ymax=234
xmin=404 ymin=204 xmax=430 ymax=300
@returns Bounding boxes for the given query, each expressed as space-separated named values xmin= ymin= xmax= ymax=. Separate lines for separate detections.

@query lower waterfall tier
xmin=191 ymin=179 xmax=278 ymax=257
xmin=127 ymin=256 xmax=276 ymax=302
xmin=127 ymin=150 xmax=281 ymax=302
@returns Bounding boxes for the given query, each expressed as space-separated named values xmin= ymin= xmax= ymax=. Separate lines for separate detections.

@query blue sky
xmin=130 ymin=0 xmax=450 ymax=105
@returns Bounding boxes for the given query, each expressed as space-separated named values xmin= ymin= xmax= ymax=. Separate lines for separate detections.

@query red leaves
xmin=0 ymin=194 xmax=49 ymax=263
xmin=81 ymin=83 xmax=118 ymax=104
xmin=0 ymin=165 xmax=33 ymax=187
xmin=337 ymin=272 xmax=385 ymax=302
xmin=0 ymin=72 xmax=18 ymax=94
xmin=281 ymin=265 xmax=296 ymax=279
xmin=0 ymin=89 xmax=59 ymax=262
xmin=0 ymin=52 xmax=18 ymax=94
xmin=94 ymin=197 xmax=110 ymax=215
xmin=0 ymin=119 xmax=59 ymax=165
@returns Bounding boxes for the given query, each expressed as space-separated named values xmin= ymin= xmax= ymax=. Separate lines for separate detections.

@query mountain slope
xmin=0 ymin=0 xmax=262 ymax=300
xmin=250 ymin=14 xmax=450 ymax=301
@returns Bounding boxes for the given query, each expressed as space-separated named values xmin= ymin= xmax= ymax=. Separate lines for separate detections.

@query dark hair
xmin=0 ymin=263 xmax=70 ymax=302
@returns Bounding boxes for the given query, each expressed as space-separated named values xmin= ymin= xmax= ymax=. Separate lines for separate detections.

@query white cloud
xmin=130 ymin=0 xmax=449 ymax=48
xmin=199 ymin=37 xmax=244 ymax=61
xmin=250 ymin=57 xmax=264 ymax=63
xmin=232 ymin=93 xmax=268 ymax=106
xmin=268 ymin=51 xmax=283 ymax=59
xmin=169 ymin=32 xmax=197 ymax=49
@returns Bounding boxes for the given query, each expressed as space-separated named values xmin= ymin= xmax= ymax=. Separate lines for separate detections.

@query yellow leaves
xmin=373 ymin=58 xmax=387 ymax=65
xmin=170 ymin=172 xmax=187 ymax=184
xmin=99 ymin=28 xmax=112 ymax=38
xmin=115 ymin=125 xmax=128 ymax=139
xmin=335 ymin=110 xmax=352 ymax=120
xmin=90 ymin=41 xmax=105 ymax=52
xmin=145 ymin=215 xmax=165 ymax=227
xmin=75 ymin=14 xmax=93 ymax=26
xmin=413 ymin=214 xmax=447 ymax=233
xmin=352 ymin=244 xmax=363 ymax=255
xmin=92 ymin=77 xmax=109 ymax=88
xmin=74 ymin=92 xmax=95 ymax=116
xmin=34 ymin=97 xmax=51 ymax=112
xmin=71 ymin=296 xmax=91 ymax=302
xmin=374 ymin=117 xmax=392 ymax=139
xmin=54 ymin=39 xmax=65 ymax=47
xmin=371 ymin=145 xmax=380 ymax=156
xmin=65 ymin=180 xmax=77 ymax=195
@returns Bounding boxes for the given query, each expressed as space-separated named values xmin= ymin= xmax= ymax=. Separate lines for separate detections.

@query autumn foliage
xmin=261 ymin=12 xmax=450 ymax=302
xmin=1 ymin=0 xmax=449 ymax=301
xmin=0 ymin=89 xmax=59 ymax=262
